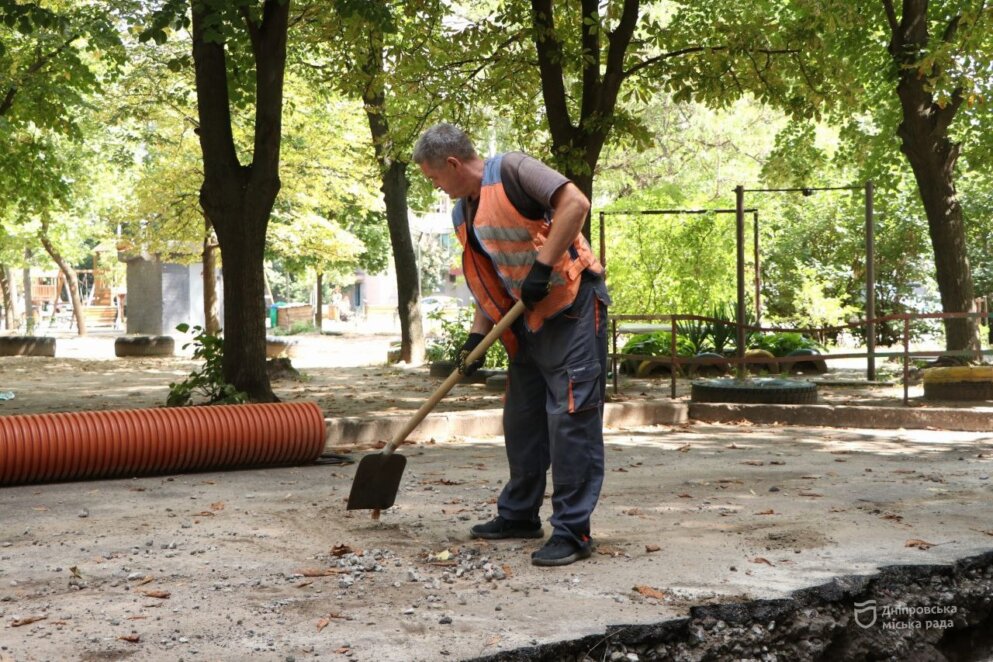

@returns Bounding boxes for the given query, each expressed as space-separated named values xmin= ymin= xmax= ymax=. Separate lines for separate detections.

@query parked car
xmin=420 ymin=295 xmax=460 ymax=318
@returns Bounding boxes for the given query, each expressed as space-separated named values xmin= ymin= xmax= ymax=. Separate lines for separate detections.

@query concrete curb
xmin=689 ymin=402 xmax=993 ymax=432
xmin=325 ymin=400 xmax=688 ymax=448
xmin=324 ymin=399 xmax=993 ymax=449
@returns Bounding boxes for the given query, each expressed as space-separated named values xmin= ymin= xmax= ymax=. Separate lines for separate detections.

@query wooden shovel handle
xmin=382 ymin=300 xmax=526 ymax=456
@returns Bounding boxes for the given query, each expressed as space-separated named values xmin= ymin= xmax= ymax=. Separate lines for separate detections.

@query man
xmin=412 ymin=123 xmax=610 ymax=567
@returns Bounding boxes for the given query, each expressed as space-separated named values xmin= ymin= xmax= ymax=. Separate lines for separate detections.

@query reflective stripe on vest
xmin=452 ymin=154 xmax=603 ymax=334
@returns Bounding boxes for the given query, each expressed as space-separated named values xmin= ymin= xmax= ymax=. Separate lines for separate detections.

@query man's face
xmin=419 ymin=157 xmax=469 ymax=198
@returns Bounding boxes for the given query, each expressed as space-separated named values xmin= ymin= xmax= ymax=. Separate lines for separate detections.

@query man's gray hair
xmin=412 ymin=123 xmax=477 ymax=167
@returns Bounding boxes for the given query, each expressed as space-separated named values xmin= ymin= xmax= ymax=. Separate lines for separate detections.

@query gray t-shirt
xmin=464 ymin=152 xmax=570 ymax=227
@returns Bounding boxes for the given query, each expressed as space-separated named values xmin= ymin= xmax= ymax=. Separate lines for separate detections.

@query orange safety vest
xmin=453 ymin=155 xmax=603 ymax=355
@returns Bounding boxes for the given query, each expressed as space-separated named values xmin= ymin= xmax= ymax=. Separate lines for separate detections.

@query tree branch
xmin=624 ymin=45 xmax=799 ymax=79
xmin=881 ymin=0 xmax=899 ymax=33
xmin=0 ymin=32 xmax=81 ymax=116
xmin=530 ymin=0 xmax=573 ymax=143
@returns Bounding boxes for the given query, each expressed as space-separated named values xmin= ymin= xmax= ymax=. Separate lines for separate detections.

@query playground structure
xmin=598 ymin=182 xmax=993 ymax=404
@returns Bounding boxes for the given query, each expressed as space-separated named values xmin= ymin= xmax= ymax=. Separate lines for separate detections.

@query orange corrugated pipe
xmin=0 ymin=402 xmax=326 ymax=486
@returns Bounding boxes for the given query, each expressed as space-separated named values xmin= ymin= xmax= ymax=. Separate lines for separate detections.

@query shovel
xmin=347 ymin=300 xmax=526 ymax=517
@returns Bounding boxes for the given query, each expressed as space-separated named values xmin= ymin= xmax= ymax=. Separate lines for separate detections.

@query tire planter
xmin=636 ymin=358 xmax=683 ymax=378
xmin=114 ymin=335 xmax=175 ymax=358
xmin=785 ymin=348 xmax=828 ymax=375
xmin=265 ymin=337 xmax=298 ymax=359
xmin=0 ymin=336 xmax=56 ymax=357
xmin=744 ymin=348 xmax=779 ymax=374
xmin=688 ymin=352 xmax=730 ymax=378
xmin=923 ymin=366 xmax=993 ymax=401
xmin=691 ymin=377 xmax=818 ymax=404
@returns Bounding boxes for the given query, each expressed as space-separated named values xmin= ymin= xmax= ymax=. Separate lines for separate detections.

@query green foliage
xmin=425 ymin=308 xmax=509 ymax=370
xmin=167 ymin=324 xmax=248 ymax=406
xmin=619 ymin=331 xmax=696 ymax=373
xmin=272 ymin=320 xmax=317 ymax=336
xmin=747 ymin=332 xmax=822 ymax=357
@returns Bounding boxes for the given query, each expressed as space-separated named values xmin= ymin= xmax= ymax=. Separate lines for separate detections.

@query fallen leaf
xmin=140 ymin=590 xmax=171 ymax=599
xmin=882 ymin=513 xmax=904 ymax=522
xmin=330 ymin=544 xmax=354 ymax=557
xmin=31 ymin=505 xmax=48 ymax=511
xmin=755 ymin=509 xmax=776 ymax=516
xmin=126 ymin=616 xmax=147 ymax=621
xmin=210 ymin=501 xmax=225 ymax=511
xmin=751 ymin=557 xmax=775 ymax=566
xmin=316 ymin=618 xmax=330 ymax=632
xmin=432 ymin=550 xmax=452 ymax=562
xmin=676 ymin=444 xmax=691 ymax=453
xmin=118 ymin=634 xmax=141 ymax=643
xmin=69 ymin=566 xmax=82 ymax=579
xmin=905 ymin=538 xmax=935 ymax=550
xmin=195 ymin=511 xmax=215 ymax=517
xmin=613 ymin=467 xmax=629 ymax=472
xmin=676 ymin=493 xmax=693 ymax=499
xmin=633 ymin=585 xmax=666 ymax=600
xmin=645 ymin=544 xmax=661 ymax=553
xmin=295 ymin=580 xmax=314 ymax=589
xmin=769 ymin=460 xmax=786 ymax=465
xmin=799 ymin=492 xmax=823 ymax=497
xmin=501 ymin=563 xmax=513 ymax=578
xmin=11 ymin=615 xmax=46 ymax=627
xmin=623 ymin=508 xmax=645 ymax=517
xmin=485 ymin=635 xmax=502 ymax=647
xmin=742 ymin=460 xmax=765 ymax=466
xmin=335 ymin=648 xmax=350 ymax=655
xmin=726 ymin=443 xmax=740 ymax=449
xmin=135 ymin=576 xmax=155 ymax=586
xmin=596 ymin=544 xmax=627 ymax=557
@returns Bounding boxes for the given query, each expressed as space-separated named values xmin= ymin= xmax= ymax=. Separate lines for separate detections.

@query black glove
xmin=520 ymin=260 xmax=553 ymax=310
xmin=457 ymin=332 xmax=486 ymax=376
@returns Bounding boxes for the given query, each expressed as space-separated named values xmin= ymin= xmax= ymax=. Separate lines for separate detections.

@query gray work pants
xmin=499 ymin=278 xmax=609 ymax=543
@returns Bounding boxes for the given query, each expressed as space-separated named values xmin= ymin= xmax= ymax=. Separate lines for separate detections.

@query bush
xmin=748 ymin=331 xmax=823 ymax=357
xmin=425 ymin=308 xmax=509 ymax=370
xmin=620 ymin=331 xmax=695 ymax=373
xmin=272 ymin=320 xmax=317 ymax=336
xmin=167 ymin=324 xmax=247 ymax=406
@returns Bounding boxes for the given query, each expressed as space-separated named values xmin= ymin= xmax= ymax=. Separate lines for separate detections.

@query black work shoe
xmin=470 ymin=516 xmax=543 ymax=540
xmin=531 ymin=535 xmax=592 ymax=567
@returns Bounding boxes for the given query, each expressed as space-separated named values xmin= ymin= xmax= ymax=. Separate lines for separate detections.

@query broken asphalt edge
xmin=467 ymin=550 xmax=993 ymax=661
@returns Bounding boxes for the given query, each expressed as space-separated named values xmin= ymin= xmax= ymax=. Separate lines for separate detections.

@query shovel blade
xmin=346 ymin=452 xmax=407 ymax=511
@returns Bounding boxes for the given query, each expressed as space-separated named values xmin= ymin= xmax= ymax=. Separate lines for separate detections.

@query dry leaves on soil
xmin=905 ymin=538 xmax=936 ymax=550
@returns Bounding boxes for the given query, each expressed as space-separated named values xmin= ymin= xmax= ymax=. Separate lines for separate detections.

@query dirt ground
xmin=1 ymin=332 xmax=993 ymax=661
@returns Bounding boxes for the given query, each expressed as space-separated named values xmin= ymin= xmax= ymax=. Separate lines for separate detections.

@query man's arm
xmin=470 ymin=304 xmax=494 ymax=334
xmin=535 ymin=182 xmax=591 ymax=266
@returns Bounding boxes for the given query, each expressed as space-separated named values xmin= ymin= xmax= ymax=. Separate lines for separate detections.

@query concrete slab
xmin=2 ymin=422 xmax=991 ymax=661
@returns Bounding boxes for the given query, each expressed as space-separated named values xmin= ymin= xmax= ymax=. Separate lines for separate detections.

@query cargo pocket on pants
xmin=567 ymin=360 xmax=602 ymax=413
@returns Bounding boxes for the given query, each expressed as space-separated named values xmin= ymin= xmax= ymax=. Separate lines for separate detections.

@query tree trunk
xmin=314 ymin=272 xmax=323 ymax=328
xmin=381 ymin=160 xmax=424 ymax=364
xmin=39 ymin=225 xmax=86 ymax=336
xmin=202 ymin=221 xmax=221 ymax=335
xmin=191 ymin=0 xmax=289 ymax=402
xmin=0 ymin=265 xmax=16 ymax=330
xmin=887 ymin=1 xmax=978 ymax=353
xmin=22 ymin=250 xmax=34 ymax=333
xmin=362 ymin=36 xmax=424 ymax=364
xmin=530 ymin=0 xmax=639 ymax=242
